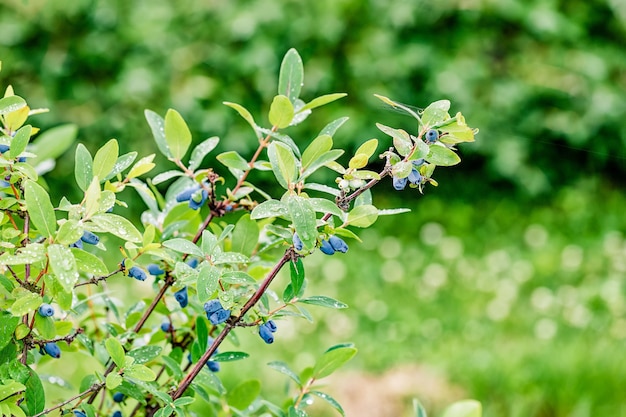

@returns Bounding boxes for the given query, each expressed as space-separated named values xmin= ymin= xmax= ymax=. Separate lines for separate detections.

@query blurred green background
xmin=4 ymin=0 xmax=626 ymax=416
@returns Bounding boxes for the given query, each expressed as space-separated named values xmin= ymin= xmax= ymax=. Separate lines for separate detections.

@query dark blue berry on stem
xmin=0 ymin=144 xmax=10 ymax=154
xmin=207 ymin=360 xmax=220 ymax=372
xmin=147 ymin=263 xmax=164 ymax=275
xmin=425 ymin=129 xmax=439 ymax=143
xmin=188 ymin=189 xmax=208 ymax=210
xmin=204 ymin=299 xmax=223 ymax=315
xmin=176 ymin=185 xmax=200 ymax=202
xmin=319 ymin=239 xmax=335 ymax=255
xmin=408 ymin=169 xmax=422 ymax=185
xmin=266 ymin=320 xmax=277 ymax=333
xmin=113 ymin=411 xmax=122 ymax=417
xmin=38 ymin=303 xmax=54 ymax=317
xmin=293 ymin=232 xmax=303 ymax=251
xmin=392 ymin=176 xmax=408 ymax=191
xmin=160 ymin=320 xmax=173 ymax=332
xmin=259 ymin=324 xmax=274 ymax=344
xmin=113 ymin=392 xmax=125 ymax=403
xmin=174 ymin=286 xmax=188 ymax=308
xmin=70 ymin=239 xmax=83 ymax=249
xmin=328 ymin=235 xmax=348 ymax=253
xmin=128 ymin=266 xmax=147 ymax=281
xmin=209 ymin=308 xmax=230 ymax=325
xmin=80 ymin=230 xmax=100 ymax=245
xmin=73 ymin=411 xmax=86 ymax=417
xmin=43 ymin=342 xmax=61 ymax=358
xmin=187 ymin=258 xmax=199 ymax=269
xmin=17 ymin=156 xmax=27 ymax=163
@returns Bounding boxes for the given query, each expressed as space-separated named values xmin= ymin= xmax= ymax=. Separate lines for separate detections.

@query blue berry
xmin=319 ymin=239 xmax=335 ymax=255
xmin=112 ymin=392 xmax=125 ymax=403
xmin=225 ymin=204 xmax=233 ymax=212
xmin=208 ymin=308 xmax=231 ymax=325
xmin=425 ymin=129 xmax=439 ymax=143
xmin=187 ymin=258 xmax=199 ymax=269
xmin=38 ymin=303 xmax=54 ymax=317
xmin=160 ymin=320 xmax=173 ymax=332
xmin=147 ymin=263 xmax=164 ymax=275
xmin=206 ymin=360 xmax=220 ymax=372
xmin=265 ymin=320 xmax=277 ymax=333
xmin=128 ymin=266 xmax=147 ymax=281
xmin=204 ymin=299 xmax=223 ymax=315
xmin=70 ymin=239 xmax=83 ymax=249
xmin=113 ymin=412 xmax=122 ymax=417
xmin=174 ymin=287 xmax=188 ymax=308
xmin=43 ymin=342 xmax=61 ymax=358
xmin=0 ymin=144 xmax=9 ymax=154
xmin=258 ymin=324 xmax=274 ymax=344
xmin=188 ymin=189 xmax=208 ymax=210
xmin=80 ymin=230 xmax=100 ymax=245
xmin=175 ymin=185 xmax=200 ymax=202
xmin=293 ymin=233 xmax=303 ymax=251
xmin=412 ymin=158 xmax=425 ymax=167
xmin=408 ymin=168 xmax=422 ymax=185
xmin=73 ymin=411 xmax=86 ymax=417
xmin=392 ymin=176 xmax=408 ymax=191
xmin=17 ymin=156 xmax=27 ymax=163
xmin=328 ymin=235 xmax=348 ymax=253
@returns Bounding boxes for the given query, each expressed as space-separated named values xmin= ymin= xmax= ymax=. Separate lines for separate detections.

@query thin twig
xmin=32 ymin=382 xmax=106 ymax=417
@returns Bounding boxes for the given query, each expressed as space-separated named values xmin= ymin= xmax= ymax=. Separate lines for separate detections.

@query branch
xmin=74 ymin=267 xmax=123 ymax=288
xmin=31 ymin=382 xmax=106 ymax=417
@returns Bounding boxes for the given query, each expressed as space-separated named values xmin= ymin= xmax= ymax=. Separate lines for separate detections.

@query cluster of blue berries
xmin=392 ymin=158 xmax=425 ymax=191
xmin=70 ymin=230 xmax=100 ymax=249
xmin=176 ymin=184 xmax=208 ymax=210
xmin=258 ymin=320 xmax=277 ymax=344
xmin=293 ymin=233 xmax=349 ymax=255
xmin=204 ymin=299 xmax=230 ymax=325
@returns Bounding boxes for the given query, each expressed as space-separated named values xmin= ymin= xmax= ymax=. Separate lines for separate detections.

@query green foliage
xmin=0 ymin=49 xmax=477 ymax=416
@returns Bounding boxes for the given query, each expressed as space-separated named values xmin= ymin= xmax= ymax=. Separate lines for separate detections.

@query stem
xmin=187 ymin=213 xmax=214 ymax=256
xmin=32 ymin=382 xmax=106 ymax=417
xmin=170 ymin=249 xmax=293 ymax=400
xmin=230 ymin=126 xmax=276 ymax=197
xmin=294 ymin=377 xmax=316 ymax=409
xmin=23 ymin=212 xmax=30 ymax=282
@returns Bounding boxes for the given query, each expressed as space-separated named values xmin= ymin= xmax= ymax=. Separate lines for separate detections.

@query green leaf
xmin=267 ymin=361 xmax=301 ymax=386
xmin=83 ymin=177 xmax=101 ymax=220
xmin=103 ymin=151 xmax=138 ymax=181
xmin=161 ymin=356 xmax=183 ymax=381
xmin=89 ymin=213 xmax=143 ymax=243
xmin=308 ymin=198 xmax=344 ymax=218
xmin=409 ymin=139 xmax=430 ymax=160
xmin=74 ymin=143 xmax=93 ymax=191
xmin=197 ymin=264 xmax=220 ymax=303
xmin=34 ymin=314 xmax=55 ymax=339
xmin=48 ymin=244 xmax=78 ymax=291
xmin=300 ymin=149 xmax=344 ymax=180
xmin=351 ymin=170 xmax=380 ymax=180
xmin=92 ymin=139 xmax=119 ymax=180
xmin=302 ymin=135 xmax=332 ymax=169
xmin=56 ymin=219 xmax=83 ymax=246
xmin=231 ymin=214 xmax=259 ymax=257
xmin=226 ymin=379 xmax=261 ymax=410
xmin=391 ymin=161 xmax=413 ymax=178
xmin=422 ymin=100 xmax=451 ymax=126
xmin=220 ymin=271 xmax=255 ymax=285
xmin=9 ymin=124 xmax=31 ymax=158
xmin=8 ymin=291 xmax=42 ymax=316
xmin=355 ymin=138 xmax=379 ymax=160
xmin=31 ymin=124 xmax=78 ymax=167
xmin=0 ymin=312 xmax=19 ymax=349
xmin=173 ymin=397 xmax=195 ymax=407
xmin=127 ymin=154 xmax=156 ymax=179
xmin=299 ymin=296 xmax=347 ymax=309
xmin=289 ymin=258 xmax=305 ymax=299
xmin=127 ymin=345 xmax=163 ymax=364
xmin=163 ymin=238 xmax=203 ymax=257
xmin=250 ymin=199 xmax=289 ymax=219
xmin=72 ymin=248 xmax=108 ymax=276
xmin=213 ymin=252 xmax=248 ymax=265
xmin=152 ymin=170 xmax=184 ymax=185
xmin=106 ymin=373 xmax=123 ymax=390
xmin=310 ymin=391 xmax=345 ymax=416
xmin=23 ymin=366 xmax=45 ymax=415
xmin=164 ymin=109 xmax=192 ymax=160
xmin=287 ymin=195 xmax=317 ymax=251
xmin=211 ymin=351 xmax=250 ymax=362
xmin=145 ymin=109 xmax=172 ymax=158
xmin=425 ymin=145 xmax=461 ymax=166
xmin=0 ymin=380 xmax=26 ymax=402
xmin=348 ymin=154 xmax=369 ymax=170
xmin=347 ymin=204 xmax=378 ymax=228
xmin=413 ymin=399 xmax=428 ymax=417
xmin=196 ymin=317 xmax=208 ymax=352
xmin=373 ymin=94 xmax=422 ymax=123
xmin=223 ymin=102 xmax=260 ymax=139
xmin=313 ymin=346 xmax=357 ymax=379
xmin=268 ymin=142 xmax=297 ymax=189
xmin=24 ymin=180 xmax=56 ymax=238
xmin=189 ymin=136 xmax=220 ymax=170
xmin=0 ymin=243 xmax=46 ymax=266
xmin=289 ymin=406 xmax=308 ymax=417
xmin=105 ymin=338 xmax=126 ymax=369
xmin=319 ymin=117 xmax=349 ymax=137
xmin=377 ymin=123 xmax=412 ymax=156
xmin=124 ymin=364 xmax=156 ymax=381
xmin=269 ymin=95 xmax=295 ymax=128
xmin=441 ymin=400 xmax=482 ymax=417
xmin=0 ymin=96 xmax=26 ymax=115
xmin=278 ymin=48 xmax=303 ymax=104
xmin=300 ymin=93 xmax=347 ymax=112
xmin=217 ymin=151 xmax=250 ymax=171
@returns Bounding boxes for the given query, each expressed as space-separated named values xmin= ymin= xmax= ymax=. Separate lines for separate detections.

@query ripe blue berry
xmin=70 ymin=239 xmax=83 ymax=249
xmin=73 ymin=411 xmax=86 ymax=417
xmin=38 ymin=303 xmax=54 ymax=317
xmin=209 ymin=308 xmax=231 ymax=325
xmin=319 ymin=239 xmax=335 ymax=255
xmin=188 ymin=189 xmax=209 ymax=210
xmin=258 ymin=324 xmax=274 ymax=344
xmin=392 ymin=176 xmax=408 ymax=191
xmin=80 ymin=230 xmax=100 ymax=245
xmin=425 ymin=129 xmax=439 ymax=143
xmin=174 ymin=286 xmax=188 ymax=308
xmin=204 ymin=299 xmax=223 ymax=315
xmin=160 ymin=320 xmax=173 ymax=332
xmin=128 ymin=266 xmax=147 ymax=281
xmin=43 ymin=342 xmax=61 ymax=358
xmin=412 ymin=158 xmax=425 ymax=167
xmin=408 ymin=168 xmax=422 ymax=185
xmin=175 ymin=185 xmax=200 ymax=202
xmin=147 ymin=263 xmax=164 ymax=275
xmin=113 ymin=411 xmax=122 ymax=417
xmin=113 ymin=392 xmax=125 ymax=403
xmin=187 ymin=258 xmax=199 ymax=269
xmin=293 ymin=232 xmax=303 ymax=251
xmin=17 ymin=156 xmax=27 ymax=163
xmin=328 ymin=235 xmax=348 ymax=253
xmin=265 ymin=320 xmax=277 ymax=333
xmin=0 ymin=144 xmax=9 ymax=154
xmin=207 ymin=360 xmax=220 ymax=372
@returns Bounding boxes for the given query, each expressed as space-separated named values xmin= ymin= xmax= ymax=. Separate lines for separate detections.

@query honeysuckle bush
xmin=0 ymin=49 xmax=479 ymax=417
